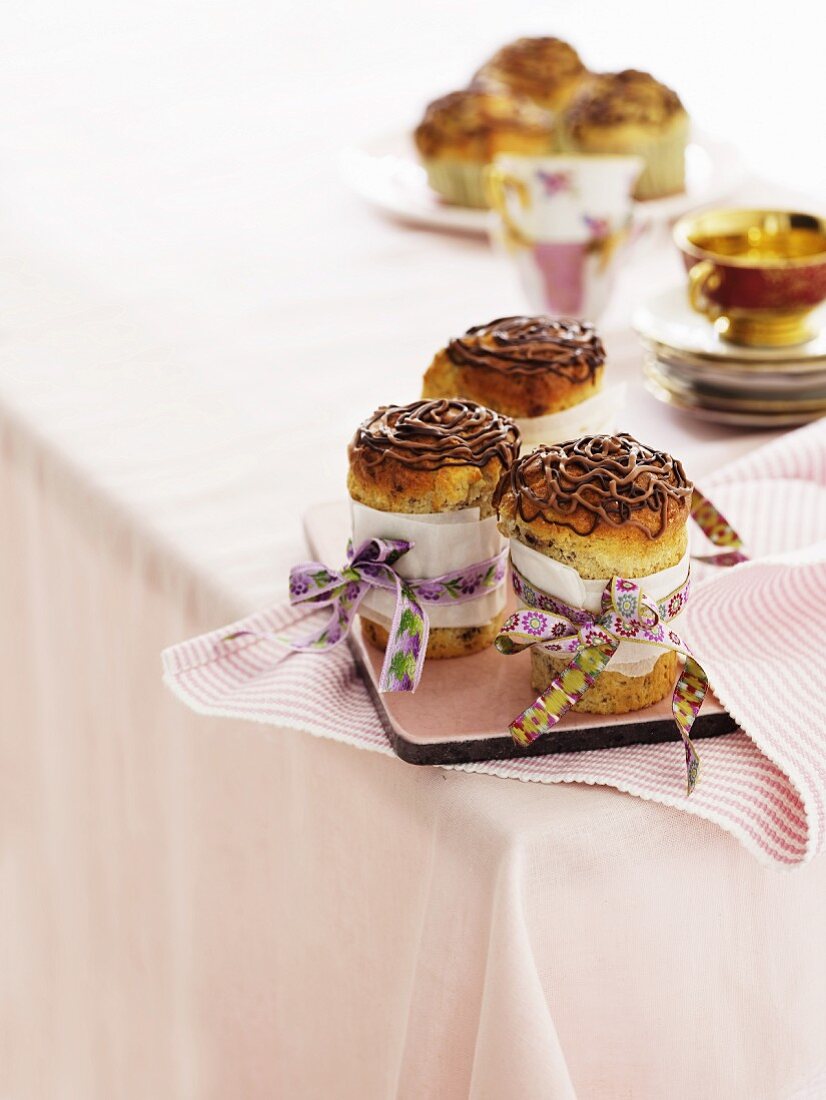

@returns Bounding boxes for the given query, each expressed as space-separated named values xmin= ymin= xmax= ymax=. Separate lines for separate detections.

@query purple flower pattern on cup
xmin=538 ymin=169 xmax=574 ymax=197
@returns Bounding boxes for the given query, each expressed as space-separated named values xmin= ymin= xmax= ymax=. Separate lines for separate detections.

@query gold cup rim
xmin=673 ymin=208 xmax=826 ymax=270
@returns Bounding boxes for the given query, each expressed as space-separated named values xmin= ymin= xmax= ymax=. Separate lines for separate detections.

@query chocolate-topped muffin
xmin=348 ymin=399 xmax=520 ymax=658
xmin=558 ymin=70 xmax=689 ymax=200
xmin=472 ymin=36 xmax=589 ymax=112
xmin=413 ymin=89 xmax=555 ymax=209
xmin=422 ymin=316 xmax=612 ymax=446
xmin=495 ymin=434 xmax=693 ymax=712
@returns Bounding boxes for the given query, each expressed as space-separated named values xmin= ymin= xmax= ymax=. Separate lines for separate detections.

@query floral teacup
xmin=485 ymin=153 xmax=643 ymax=318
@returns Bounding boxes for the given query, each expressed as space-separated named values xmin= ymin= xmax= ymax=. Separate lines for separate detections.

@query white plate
xmin=643 ymin=358 xmax=826 ymax=427
xmin=645 ymin=349 xmax=826 ymax=394
xmin=640 ymin=338 xmax=826 ymax=379
xmin=634 ymin=286 xmax=826 ymax=362
xmin=646 ymin=352 xmax=826 ymax=404
xmin=341 ymin=129 xmax=745 ymax=236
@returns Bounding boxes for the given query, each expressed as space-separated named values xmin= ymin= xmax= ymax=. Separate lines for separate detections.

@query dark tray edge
xmin=348 ymin=635 xmax=738 ymax=767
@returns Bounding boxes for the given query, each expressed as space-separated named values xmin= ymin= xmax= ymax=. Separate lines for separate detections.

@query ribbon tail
xmin=510 ymin=641 xmax=615 ymax=747
xmin=691 ymin=488 xmax=749 ymax=567
xmin=377 ymin=580 xmax=429 ymax=694
xmin=672 ymin=655 xmax=708 ymax=796
xmin=225 ymin=586 xmax=368 ymax=653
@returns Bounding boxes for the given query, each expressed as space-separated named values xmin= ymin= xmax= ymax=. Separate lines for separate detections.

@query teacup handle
xmin=688 ymin=259 xmax=722 ymax=319
xmin=484 ymin=165 xmax=531 ymax=247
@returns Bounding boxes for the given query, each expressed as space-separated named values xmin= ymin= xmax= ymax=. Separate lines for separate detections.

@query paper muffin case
xmin=556 ymin=116 xmax=688 ymax=201
xmin=350 ymin=501 xmax=507 ymax=628
xmin=422 ymin=157 xmax=489 ymax=209
xmin=514 ymin=383 xmax=625 ymax=450
xmin=632 ymin=119 xmax=689 ymax=200
xmin=509 ymin=537 xmax=691 ymax=676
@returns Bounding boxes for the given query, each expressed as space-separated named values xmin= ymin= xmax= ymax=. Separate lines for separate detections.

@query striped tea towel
xmin=163 ymin=419 xmax=826 ymax=866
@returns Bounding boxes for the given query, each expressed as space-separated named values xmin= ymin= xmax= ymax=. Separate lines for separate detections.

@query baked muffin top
xmin=447 ymin=316 xmax=605 ymax=384
xmin=563 ymin=70 xmax=685 ymax=134
xmin=414 ymin=89 xmax=553 ymax=157
xmin=473 ymin=37 xmax=586 ymax=103
xmin=494 ymin=433 xmax=692 ymax=538
xmin=349 ymin=399 xmax=520 ymax=473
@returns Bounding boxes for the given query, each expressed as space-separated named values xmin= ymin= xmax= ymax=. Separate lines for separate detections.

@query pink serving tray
xmin=305 ymin=502 xmax=736 ymax=766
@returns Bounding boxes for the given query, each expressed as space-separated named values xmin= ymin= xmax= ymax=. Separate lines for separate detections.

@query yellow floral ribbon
xmin=691 ymin=489 xmax=748 ymax=566
xmin=496 ymin=568 xmax=706 ymax=795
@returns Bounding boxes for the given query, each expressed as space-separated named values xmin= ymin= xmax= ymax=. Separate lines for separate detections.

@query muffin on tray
xmin=422 ymin=315 xmax=612 ymax=448
xmin=472 ymin=36 xmax=589 ymax=113
xmin=348 ymin=398 xmax=521 ymax=658
xmin=413 ymin=89 xmax=555 ymax=209
xmin=557 ymin=69 xmax=689 ymax=200
xmin=494 ymin=433 xmax=693 ymax=712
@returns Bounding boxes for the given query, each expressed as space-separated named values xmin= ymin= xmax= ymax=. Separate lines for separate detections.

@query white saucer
xmin=640 ymin=337 xmax=826 ymax=379
xmin=643 ymin=358 xmax=826 ymax=427
xmin=341 ymin=129 xmax=744 ymax=237
xmin=643 ymin=351 xmax=826 ymax=398
xmin=634 ymin=286 xmax=826 ymax=363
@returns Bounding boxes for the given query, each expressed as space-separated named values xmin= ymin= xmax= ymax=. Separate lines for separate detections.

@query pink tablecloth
xmin=5 ymin=413 xmax=826 ymax=1100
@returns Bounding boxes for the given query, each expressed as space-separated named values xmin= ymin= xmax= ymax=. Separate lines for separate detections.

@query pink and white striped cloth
xmin=162 ymin=419 xmax=826 ymax=867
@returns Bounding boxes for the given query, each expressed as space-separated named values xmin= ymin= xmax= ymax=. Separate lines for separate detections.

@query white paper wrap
xmin=510 ymin=538 xmax=690 ymax=676
xmin=515 ymin=384 xmax=625 ymax=450
xmin=350 ymin=501 xmax=507 ymax=629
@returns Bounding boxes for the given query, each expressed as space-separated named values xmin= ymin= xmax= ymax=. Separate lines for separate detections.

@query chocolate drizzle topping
xmin=350 ymin=399 xmax=520 ymax=472
xmin=447 ymin=316 xmax=604 ymax=383
xmin=494 ymin=433 xmax=692 ymax=538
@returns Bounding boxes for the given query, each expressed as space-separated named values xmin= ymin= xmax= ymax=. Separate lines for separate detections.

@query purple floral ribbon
xmin=226 ymin=538 xmax=509 ymax=694
xmin=496 ymin=565 xmax=706 ymax=795
xmin=691 ymin=489 xmax=748 ymax=566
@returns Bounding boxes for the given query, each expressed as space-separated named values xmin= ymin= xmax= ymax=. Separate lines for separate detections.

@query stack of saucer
xmin=634 ymin=288 xmax=826 ymax=427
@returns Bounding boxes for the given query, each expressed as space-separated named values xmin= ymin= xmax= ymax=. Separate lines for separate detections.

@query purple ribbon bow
xmin=228 ymin=538 xmax=509 ymax=694
xmin=288 ymin=537 xmax=427 ymax=692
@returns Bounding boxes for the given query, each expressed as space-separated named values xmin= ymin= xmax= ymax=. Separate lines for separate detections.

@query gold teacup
xmin=673 ymin=208 xmax=826 ymax=347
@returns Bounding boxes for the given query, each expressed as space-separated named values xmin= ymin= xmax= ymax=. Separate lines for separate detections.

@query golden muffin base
xmin=530 ymin=647 xmax=679 ymax=713
xmin=423 ymin=346 xmax=604 ymax=418
xmin=348 ymin=454 xmax=506 ymax=518
xmin=498 ymin=508 xmax=689 ymax=580
xmin=361 ymin=608 xmax=507 ymax=660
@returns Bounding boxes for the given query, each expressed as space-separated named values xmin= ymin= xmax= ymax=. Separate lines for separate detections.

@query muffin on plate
xmin=348 ymin=398 xmax=521 ymax=658
xmin=472 ymin=36 xmax=589 ymax=113
xmin=422 ymin=315 xmax=612 ymax=448
xmin=557 ymin=70 xmax=689 ymax=200
xmin=413 ymin=89 xmax=555 ymax=209
xmin=494 ymin=433 xmax=693 ymax=712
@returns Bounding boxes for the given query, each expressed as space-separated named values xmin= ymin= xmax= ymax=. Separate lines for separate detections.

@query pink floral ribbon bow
xmin=496 ymin=565 xmax=707 ymax=795
xmin=227 ymin=538 xmax=508 ymax=694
